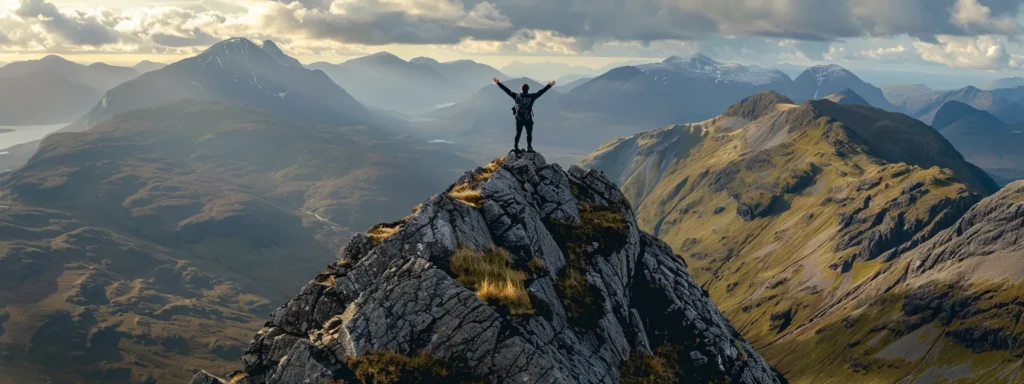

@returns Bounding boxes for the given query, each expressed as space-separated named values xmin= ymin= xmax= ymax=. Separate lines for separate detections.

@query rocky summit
xmin=192 ymin=152 xmax=786 ymax=384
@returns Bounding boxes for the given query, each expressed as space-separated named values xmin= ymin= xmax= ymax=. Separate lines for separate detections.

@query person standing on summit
xmin=493 ymin=77 xmax=556 ymax=153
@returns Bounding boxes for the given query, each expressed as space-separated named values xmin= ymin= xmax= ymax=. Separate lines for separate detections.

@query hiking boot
xmin=527 ymin=147 xmax=535 ymax=153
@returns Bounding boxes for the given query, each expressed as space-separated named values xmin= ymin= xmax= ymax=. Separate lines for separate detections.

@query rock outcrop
xmin=910 ymin=180 xmax=1024 ymax=275
xmin=192 ymin=152 xmax=785 ymax=384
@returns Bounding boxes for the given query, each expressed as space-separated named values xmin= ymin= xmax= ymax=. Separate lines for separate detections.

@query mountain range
xmin=133 ymin=60 xmax=166 ymax=74
xmin=0 ymin=38 xmax=381 ymax=174
xmin=579 ymin=92 xmax=1024 ymax=383
xmin=308 ymin=53 xmax=504 ymax=115
xmin=980 ymin=76 xmax=1024 ymax=90
xmin=890 ymin=85 xmax=1024 ymax=125
xmin=415 ymin=54 xmax=901 ymax=165
xmin=65 ymin=38 xmax=374 ymax=133
xmin=0 ymin=100 xmax=472 ymax=383
xmin=0 ymin=56 xmax=140 ymax=124
xmin=929 ymin=101 xmax=1024 ymax=185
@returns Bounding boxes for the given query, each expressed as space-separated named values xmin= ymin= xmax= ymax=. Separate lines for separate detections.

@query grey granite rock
xmin=193 ymin=152 xmax=786 ymax=384
xmin=910 ymin=181 xmax=1024 ymax=275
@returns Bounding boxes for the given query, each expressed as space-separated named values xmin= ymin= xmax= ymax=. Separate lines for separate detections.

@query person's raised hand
xmin=493 ymin=77 xmax=500 ymax=84
xmin=549 ymin=80 xmax=557 ymax=86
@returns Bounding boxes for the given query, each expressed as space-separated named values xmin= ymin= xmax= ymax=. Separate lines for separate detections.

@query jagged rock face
xmin=195 ymin=153 xmax=785 ymax=384
xmin=910 ymin=181 xmax=1024 ymax=275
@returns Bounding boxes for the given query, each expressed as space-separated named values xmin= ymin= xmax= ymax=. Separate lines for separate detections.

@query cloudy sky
xmin=2 ymin=0 xmax=1024 ymax=78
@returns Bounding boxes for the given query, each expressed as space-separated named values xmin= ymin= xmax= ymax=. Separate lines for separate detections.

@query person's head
xmin=521 ymin=83 xmax=530 ymax=93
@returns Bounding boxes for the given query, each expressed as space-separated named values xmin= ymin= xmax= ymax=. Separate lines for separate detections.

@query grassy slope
xmin=585 ymin=96 xmax=1019 ymax=383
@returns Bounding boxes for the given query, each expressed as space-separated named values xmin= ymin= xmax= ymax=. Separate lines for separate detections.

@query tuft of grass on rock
xmin=449 ymin=244 xmax=533 ymax=316
xmin=227 ymin=372 xmax=247 ymax=384
xmin=448 ymin=157 xmax=504 ymax=208
xmin=367 ymin=220 xmax=407 ymax=245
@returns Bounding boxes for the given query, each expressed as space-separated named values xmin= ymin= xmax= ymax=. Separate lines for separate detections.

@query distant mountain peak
xmin=260 ymin=39 xmax=281 ymax=50
xmin=259 ymin=39 xmax=303 ymax=67
xmin=368 ymin=51 xmax=402 ymax=60
xmin=410 ymin=56 xmax=441 ymax=66
xmin=664 ymin=53 xmax=726 ymax=68
xmin=806 ymin=64 xmax=854 ymax=79
xmin=39 ymin=55 xmax=73 ymax=64
xmin=665 ymin=53 xmax=715 ymax=63
xmin=64 ymin=36 xmax=374 ymax=133
xmin=201 ymin=37 xmax=261 ymax=59
xmin=641 ymin=53 xmax=764 ymax=83
xmin=723 ymin=91 xmax=795 ymax=120
xmin=810 ymin=63 xmax=846 ymax=70
xmin=823 ymin=88 xmax=870 ymax=106
xmin=216 ymin=37 xmax=255 ymax=46
xmin=932 ymin=100 xmax=1004 ymax=131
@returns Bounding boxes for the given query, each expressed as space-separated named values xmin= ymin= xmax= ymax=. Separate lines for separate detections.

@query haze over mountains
xmin=68 ymin=38 xmax=375 ymax=133
xmin=0 ymin=100 xmax=472 ymax=383
xmin=929 ymin=101 xmax=1024 ymax=184
xmin=132 ymin=60 xmax=166 ymax=74
xmin=308 ymin=52 xmax=504 ymax=115
xmin=0 ymin=38 xmax=379 ymax=173
xmin=0 ymin=56 xmax=140 ymax=124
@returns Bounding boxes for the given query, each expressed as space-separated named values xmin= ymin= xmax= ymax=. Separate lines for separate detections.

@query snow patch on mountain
xmin=807 ymin=64 xmax=854 ymax=98
xmin=636 ymin=53 xmax=790 ymax=86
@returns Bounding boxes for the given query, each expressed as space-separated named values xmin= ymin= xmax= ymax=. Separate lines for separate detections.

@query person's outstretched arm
xmin=493 ymin=77 xmax=515 ymax=98
xmin=534 ymin=80 xmax=556 ymax=99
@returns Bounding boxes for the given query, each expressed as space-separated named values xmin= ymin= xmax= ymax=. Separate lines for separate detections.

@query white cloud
xmin=913 ymin=35 xmax=1018 ymax=69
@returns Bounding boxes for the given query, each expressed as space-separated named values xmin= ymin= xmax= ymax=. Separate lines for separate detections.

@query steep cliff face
xmin=192 ymin=152 xmax=785 ymax=383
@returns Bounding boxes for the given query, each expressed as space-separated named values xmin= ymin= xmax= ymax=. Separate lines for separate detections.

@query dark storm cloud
xmin=269 ymin=0 xmax=1022 ymax=47
xmin=15 ymin=0 xmax=121 ymax=46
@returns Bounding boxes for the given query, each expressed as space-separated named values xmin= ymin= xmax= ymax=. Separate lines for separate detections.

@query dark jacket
xmin=497 ymin=82 xmax=553 ymax=121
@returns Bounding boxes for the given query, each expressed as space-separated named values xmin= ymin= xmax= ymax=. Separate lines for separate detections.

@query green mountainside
xmin=581 ymin=91 xmax=1023 ymax=383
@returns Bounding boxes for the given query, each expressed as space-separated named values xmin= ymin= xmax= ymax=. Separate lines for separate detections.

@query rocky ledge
xmin=192 ymin=152 xmax=786 ymax=384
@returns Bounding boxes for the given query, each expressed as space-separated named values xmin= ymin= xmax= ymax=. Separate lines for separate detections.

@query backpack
xmin=513 ymin=94 xmax=534 ymax=120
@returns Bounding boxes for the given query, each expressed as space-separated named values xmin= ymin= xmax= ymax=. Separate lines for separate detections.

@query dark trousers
xmin=515 ymin=119 xmax=534 ymax=149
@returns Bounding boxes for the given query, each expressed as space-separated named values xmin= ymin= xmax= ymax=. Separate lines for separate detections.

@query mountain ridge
xmin=580 ymin=92 xmax=1006 ymax=382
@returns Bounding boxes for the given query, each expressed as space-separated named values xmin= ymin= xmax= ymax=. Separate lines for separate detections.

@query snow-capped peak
xmin=806 ymin=64 xmax=853 ymax=80
xmin=634 ymin=53 xmax=788 ymax=85
xmin=201 ymin=37 xmax=260 ymax=59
